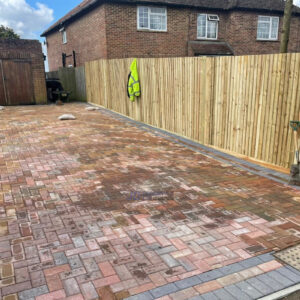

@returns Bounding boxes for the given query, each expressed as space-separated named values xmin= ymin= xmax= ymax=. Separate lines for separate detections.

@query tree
xmin=280 ymin=0 xmax=293 ymax=53
xmin=0 ymin=25 xmax=20 ymax=39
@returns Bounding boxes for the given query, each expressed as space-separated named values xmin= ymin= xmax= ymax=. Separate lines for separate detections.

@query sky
xmin=0 ymin=0 xmax=82 ymax=39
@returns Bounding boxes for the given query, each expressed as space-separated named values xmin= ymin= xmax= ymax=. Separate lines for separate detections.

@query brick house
xmin=41 ymin=0 xmax=300 ymax=71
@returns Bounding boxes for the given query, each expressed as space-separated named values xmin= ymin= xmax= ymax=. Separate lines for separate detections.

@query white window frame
xmin=197 ymin=14 xmax=219 ymax=40
xmin=257 ymin=16 xmax=279 ymax=41
xmin=60 ymin=28 xmax=67 ymax=44
xmin=137 ymin=6 xmax=167 ymax=32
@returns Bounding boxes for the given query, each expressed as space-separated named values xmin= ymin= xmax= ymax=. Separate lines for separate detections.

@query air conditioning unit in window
xmin=208 ymin=15 xmax=219 ymax=21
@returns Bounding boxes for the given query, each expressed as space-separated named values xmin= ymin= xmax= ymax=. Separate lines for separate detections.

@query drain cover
xmin=274 ymin=244 xmax=300 ymax=271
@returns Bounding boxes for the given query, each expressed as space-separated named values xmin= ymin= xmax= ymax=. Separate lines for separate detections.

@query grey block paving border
xmin=91 ymin=104 xmax=297 ymax=189
xmin=124 ymin=253 xmax=300 ymax=300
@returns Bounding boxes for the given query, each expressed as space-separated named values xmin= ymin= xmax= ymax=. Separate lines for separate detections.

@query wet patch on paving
xmin=0 ymin=104 xmax=300 ymax=299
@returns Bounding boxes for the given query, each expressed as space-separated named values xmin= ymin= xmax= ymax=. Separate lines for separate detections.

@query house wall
xmin=45 ymin=3 xmax=300 ymax=71
xmin=105 ymin=4 xmax=189 ymax=58
xmin=105 ymin=4 xmax=230 ymax=59
xmin=0 ymin=39 xmax=47 ymax=104
xmin=227 ymin=11 xmax=300 ymax=55
xmin=46 ymin=4 xmax=107 ymax=71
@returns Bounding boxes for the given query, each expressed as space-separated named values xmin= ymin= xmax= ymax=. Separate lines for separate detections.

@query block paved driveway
xmin=1 ymin=103 xmax=300 ymax=300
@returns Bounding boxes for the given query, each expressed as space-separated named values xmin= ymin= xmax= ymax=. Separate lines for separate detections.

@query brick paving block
xmin=115 ymin=290 xmax=131 ymax=299
xmin=149 ymin=272 xmax=167 ymax=287
xmin=30 ymin=270 xmax=46 ymax=287
xmin=114 ymin=264 xmax=132 ymax=281
xmin=236 ymin=281 xmax=264 ymax=299
xmin=98 ymin=261 xmax=116 ymax=277
xmin=277 ymin=267 xmax=300 ymax=283
xmin=213 ymin=287 xmax=240 ymax=300
xmin=68 ymin=255 xmax=83 ymax=269
xmin=97 ymin=286 xmax=115 ymax=299
xmin=257 ymin=253 xmax=274 ymax=263
xmin=171 ymin=248 xmax=192 ymax=259
xmin=218 ymin=262 xmax=244 ymax=275
xmin=80 ymin=282 xmax=98 ymax=300
xmin=239 ymin=266 xmax=263 ymax=278
xmin=156 ymin=246 xmax=177 ymax=255
xmin=93 ymin=274 xmax=120 ymax=288
xmin=178 ymin=257 xmax=196 ymax=272
xmin=195 ymin=280 xmax=222 ymax=294
xmin=80 ymin=249 xmax=103 ymax=259
xmin=266 ymin=270 xmax=294 ymax=287
xmin=111 ymin=278 xmax=137 ymax=293
xmin=83 ymin=258 xmax=99 ymax=273
xmin=286 ymin=265 xmax=300 ymax=276
xmin=149 ymin=283 xmax=178 ymax=298
xmin=234 ymin=249 xmax=251 ymax=259
xmin=64 ymin=295 xmax=84 ymax=300
xmin=60 ymin=267 xmax=86 ymax=280
xmin=0 ymin=277 xmax=15 ymax=288
xmin=199 ymin=292 xmax=218 ymax=300
xmin=255 ymin=273 xmax=285 ymax=292
xmin=189 ymin=296 xmax=204 ymax=300
xmin=126 ymin=291 xmax=154 ymax=300
xmin=170 ymin=238 xmax=188 ymax=250
xmin=45 ymin=274 xmax=63 ymax=292
xmin=161 ymin=254 xmax=180 ymax=268
xmin=18 ymin=285 xmax=49 ymax=300
xmin=53 ymin=252 xmax=68 ymax=266
xmin=3 ymin=295 xmax=18 ymax=300
xmin=15 ymin=267 xmax=30 ymax=283
xmin=198 ymin=269 xmax=223 ymax=283
xmin=64 ymin=278 xmax=80 ymax=296
xmin=258 ymin=260 xmax=282 ymax=272
xmin=129 ymin=282 xmax=155 ymax=295
xmin=2 ymin=281 xmax=32 ymax=296
xmin=224 ymin=284 xmax=252 ymax=300
xmin=1 ymin=263 xmax=14 ymax=278
xmin=44 ymin=264 xmax=70 ymax=277
xmin=239 ymin=256 xmax=262 ymax=269
xmin=174 ymin=275 xmax=202 ymax=290
xmin=35 ymin=289 xmax=66 ymax=300
xmin=217 ymin=272 xmax=245 ymax=287
xmin=169 ymin=287 xmax=199 ymax=300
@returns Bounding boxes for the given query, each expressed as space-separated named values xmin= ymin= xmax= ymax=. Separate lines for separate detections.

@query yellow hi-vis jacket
xmin=127 ymin=59 xmax=141 ymax=102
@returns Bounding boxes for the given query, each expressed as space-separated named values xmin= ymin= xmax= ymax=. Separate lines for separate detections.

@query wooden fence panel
xmin=85 ymin=53 xmax=300 ymax=169
xmin=47 ymin=67 xmax=86 ymax=101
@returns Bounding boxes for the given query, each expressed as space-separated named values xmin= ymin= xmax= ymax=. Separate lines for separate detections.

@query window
xmin=60 ymin=28 xmax=67 ymax=44
xmin=137 ymin=6 xmax=167 ymax=31
xmin=197 ymin=14 xmax=219 ymax=40
xmin=257 ymin=16 xmax=279 ymax=40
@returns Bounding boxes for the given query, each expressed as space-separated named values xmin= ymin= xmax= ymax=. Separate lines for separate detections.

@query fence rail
xmin=85 ymin=53 xmax=300 ymax=169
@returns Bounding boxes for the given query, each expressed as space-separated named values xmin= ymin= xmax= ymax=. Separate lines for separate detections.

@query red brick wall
xmin=288 ymin=16 xmax=300 ymax=52
xmin=0 ymin=39 xmax=47 ymax=104
xmin=46 ymin=4 xmax=107 ymax=71
xmin=45 ymin=3 xmax=300 ymax=71
xmin=105 ymin=4 xmax=189 ymax=58
xmin=226 ymin=11 xmax=300 ymax=55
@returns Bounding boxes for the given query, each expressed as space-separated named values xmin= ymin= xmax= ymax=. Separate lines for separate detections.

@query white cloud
xmin=294 ymin=0 xmax=300 ymax=6
xmin=0 ymin=0 xmax=54 ymax=39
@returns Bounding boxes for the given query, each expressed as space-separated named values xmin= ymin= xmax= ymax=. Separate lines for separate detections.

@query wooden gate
xmin=0 ymin=59 xmax=34 ymax=106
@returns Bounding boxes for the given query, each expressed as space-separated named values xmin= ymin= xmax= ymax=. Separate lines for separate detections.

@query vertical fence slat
xmin=85 ymin=53 xmax=300 ymax=169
